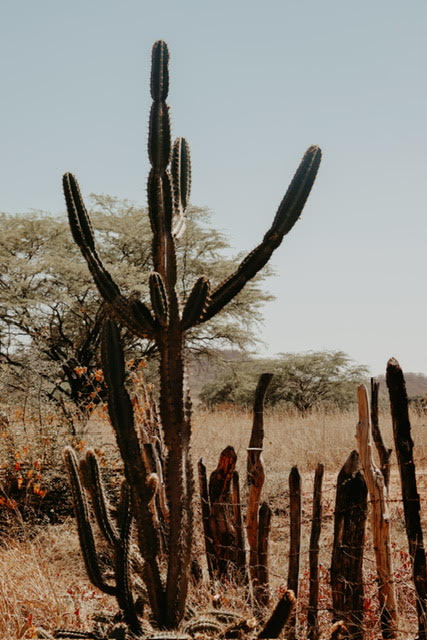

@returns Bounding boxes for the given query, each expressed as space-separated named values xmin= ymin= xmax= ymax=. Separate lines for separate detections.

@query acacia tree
xmin=0 ymin=198 xmax=272 ymax=411
xmin=200 ymin=350 xmax=369 ymax=413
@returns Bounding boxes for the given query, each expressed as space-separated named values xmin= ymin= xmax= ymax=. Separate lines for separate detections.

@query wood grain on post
xmin=330 ymin=450 xmax=367 ymax=640
xmin=356 ymin=384 xmax=398 ymax=639
xmin=386 ymin=358 xmax=427 ymax=640
xmin=287 ymin=465 xmax=301 ymax=640
xmin=370 ymin=378 xmax=392 ymax=488
xmin=247 ymin=373 xmax=273 ymax=589
xmin=307 ymin=463 xmax=324 ymax=640
xmin=197 ymin=458 xmax=214 ymax=579
xmin=255 ymin=501 xmax=272 ymax=607
xmin=232 ymin=470 xmax=248 ymax=585
xmin=208 ymin=446 xmax=238 ymax=578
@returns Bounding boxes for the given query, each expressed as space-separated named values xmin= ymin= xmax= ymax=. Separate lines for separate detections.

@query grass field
xmin=0 ymin=404 xmax=426 ymax=638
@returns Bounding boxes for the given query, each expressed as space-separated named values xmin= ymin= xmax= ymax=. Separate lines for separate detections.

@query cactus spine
xmin=63 ymin=39 xmax=321 ymax=629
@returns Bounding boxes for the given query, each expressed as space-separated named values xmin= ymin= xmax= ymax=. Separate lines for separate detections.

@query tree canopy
xmin=199 ymin=350 xmax=369 ymax=413
xmin=0 ymin=196 xmax=272 ymax=411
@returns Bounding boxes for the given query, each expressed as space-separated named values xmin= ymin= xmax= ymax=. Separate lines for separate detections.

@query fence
xmin=197 ymin=359 xmax=427 ymax=639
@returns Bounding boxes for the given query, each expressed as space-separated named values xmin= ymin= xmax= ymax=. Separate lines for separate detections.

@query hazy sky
xmin=1 ymin=1 xmax=426 ymax=375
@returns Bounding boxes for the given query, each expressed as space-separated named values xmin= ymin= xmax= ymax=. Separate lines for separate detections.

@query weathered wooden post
xmin=370 ymin=378 xmax=392 ymax=488
xmin=231 ymin=470 xmax=247 ymax=584
xmin=197 ymin=458 xmax=214 ymax=579
xmin=256 ymin=501 xmax=273 ymax=607
xmin=208 ymin=446 xmax=239 ymax=578
xmin=307 ymin=463 xmax=324 ymax=640
xmin=247 ymin=373 xmax=273 ymax=601
xmin=287 ymin=465 xmax=301 ymax=640
xmin=330 ymin=450 xmax=367 ymax=640
xmin=386 ymin=358 xmax=427 ymax=640
xmin=356 ymin=384 xmax=397 ymax=639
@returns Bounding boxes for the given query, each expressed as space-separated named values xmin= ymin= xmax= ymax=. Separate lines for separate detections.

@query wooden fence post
xmin=247 ymin=373 xmax=273 ymax=597
xmin=307 ymin=463 xmax=324 ymax=640
xmin=356 ymin=384 xmax=398 ymax=639
xmin=232 ymin=470 xmax=248 ymax=585
xmin=287 ymin=466 xmax=301 ymax=640
xmin=386 ymin=358 xmax=427 ymax=640
xmin=208 ymin=445 xmax=238 ymax=578
xmin=256 ymin=501 xmax=272 ymax=607
xmin=330 ymin=450 xmax=367 ymax=640
xmin=198 ymin=458 xmax=214 ymax=580
xmin=370 ymin=378 xmax=392 ymax=488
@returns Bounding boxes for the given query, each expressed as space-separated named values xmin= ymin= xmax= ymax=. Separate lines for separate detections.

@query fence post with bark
xmin=386 ymin=357 xmax=427 ymax=640
xmin=307 ymin=463 xmax=324 ymax=640
xmin=356 ymin=384 xmax=397 ymax=639
xmin=330 ymin=450 xmax=367 ymax=640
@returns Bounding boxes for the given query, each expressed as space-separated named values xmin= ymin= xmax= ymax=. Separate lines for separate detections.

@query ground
xmin=0 ymin=404 xmax=426 ymax=638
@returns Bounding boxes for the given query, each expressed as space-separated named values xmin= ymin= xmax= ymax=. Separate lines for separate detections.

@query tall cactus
xmin=63 ymin=40 xmax=321 ymax=629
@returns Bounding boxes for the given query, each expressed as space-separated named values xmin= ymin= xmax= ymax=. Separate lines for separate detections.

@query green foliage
xmin=0 ymin=200 xmax=272 ymax=410
xmin=200 ymin=350 xmax=369 ymax=413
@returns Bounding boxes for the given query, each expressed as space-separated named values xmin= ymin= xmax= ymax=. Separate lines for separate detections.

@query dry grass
xmin=0 ymin=522 xmax=114 ymax=638
xmin=0 ymin=404 xmax=426 ymax=638
xmin=193 ymin=405 xmax=427 ymax=494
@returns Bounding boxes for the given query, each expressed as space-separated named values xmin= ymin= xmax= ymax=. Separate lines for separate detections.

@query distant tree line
xmin=200 ymin=350 xmax=369 ymax=414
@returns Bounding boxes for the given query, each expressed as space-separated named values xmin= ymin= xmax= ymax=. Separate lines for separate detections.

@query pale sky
xmin=1 ymin=1 xmax=426 ymax=375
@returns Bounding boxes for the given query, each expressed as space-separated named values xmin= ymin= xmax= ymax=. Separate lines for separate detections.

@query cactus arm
xmin=150 ymin=40 xmax=169 ymax=100
xmin=148 ymin=104 xmax=171 ymax=174
xmin=171 ymin=138 xmax=191 ymax=213
xmin=181 ymin=277 xmax=210 ymax=330
xmin=63 ymin=447 xmax=117 ymax=596
xmin=149 ymin=272 xmax=169 ymax=326
xmin=202 ymin=145 xmax=321 ymax=322
xmin=130 ymin=299 xmax=158 ymax=333
xmin=101 ymin=319 xmax=166 ymax=619
xmin=147 ymin=41 xmax=176 ymax=288
xmin=171 ymin=137 xmax=191 ymax=239
xmin=114 ymin=480 xmax=141 ymax=634
xmin=258 ymin=590 xmax=296 ymax=638
xmin=80 ymin=450 xmax=120 ymax=547
xmin=63 ymin=172 xmax=156 ymax=340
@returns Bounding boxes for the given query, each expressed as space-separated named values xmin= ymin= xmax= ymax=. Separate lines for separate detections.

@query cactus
xmin=63 ymin=39 xmax=321 ymax=629
xmin=182 ymin=617 xmax=223 ymax=636
xmin=63 ymin=447 xmax=142 ymax=634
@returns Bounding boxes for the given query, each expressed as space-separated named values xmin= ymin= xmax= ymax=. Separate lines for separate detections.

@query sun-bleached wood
xmin=356 ymin=384 xmax=397 ymax=639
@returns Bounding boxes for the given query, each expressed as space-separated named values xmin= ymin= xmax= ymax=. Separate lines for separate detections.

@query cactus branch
xmin=181 ymin=276 xmax=210 ymax=329
xmin=80 ymin=450 xmax=119 ymax=547
xmin=63 ymin=447 xmax=116 ymax=596
xmin=203 ymin=145 xmax=321 ymax=321
xmin=114 ymin=480 xmax=141 ymax=634
xmin=101 ymin=319 xmax=166 ymax=620
xmin=171 ymin=137 xmax=191 ymax=239
xmin=149 ymin=272 xmax=169 ymax=327
xmin=63 ymin=172 xmax=156 ymax=340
